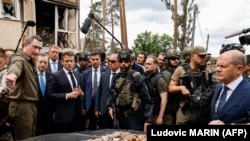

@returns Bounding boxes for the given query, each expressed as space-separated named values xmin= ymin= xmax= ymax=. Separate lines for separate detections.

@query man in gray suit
xmin=95 ymin=53 xmax=120 ymax=129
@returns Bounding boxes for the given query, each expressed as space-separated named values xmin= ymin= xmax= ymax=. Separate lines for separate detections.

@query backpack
xmin=181 ymin=64 xmax=214 ymax=125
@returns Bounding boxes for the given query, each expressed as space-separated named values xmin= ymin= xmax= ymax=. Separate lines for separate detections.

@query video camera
xmin=221 ymin=27 xmax=250 ymax=54
xmin=225 ymin=27 xmax=250 ymax=45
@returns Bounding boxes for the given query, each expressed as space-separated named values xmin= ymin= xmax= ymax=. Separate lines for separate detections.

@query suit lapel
xmin=219 ymin=79 xmax=247 ymax=118
xmin=211 ymin=84 xmax=222 ymax=118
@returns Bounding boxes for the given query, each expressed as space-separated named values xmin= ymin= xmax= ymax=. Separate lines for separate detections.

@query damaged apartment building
xmin=0 ymin=0 xmax=81 ymax=53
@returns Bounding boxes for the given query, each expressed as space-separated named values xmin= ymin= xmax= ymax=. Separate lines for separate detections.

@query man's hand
xmin=5 ymin=74 xmax=17 ymax=88
xmin=108 ymin=107 xmax=113 ymax=119
xmin=95 ymin=111 xmax=100 ymax=118
xmin=208 ymin=120 xmax=225 ymax=125
xmin=82 ymin=109 xmax=86 ymax=116
xmin=155 ymin=116 xmax=163 ymax=125
xmin=181 ymin=86 xmax=191 ymax=97
xmin=73 ymin=86 xmax=84 ymax=97
xmin=144 ymin=122 xmax=151 ymax=132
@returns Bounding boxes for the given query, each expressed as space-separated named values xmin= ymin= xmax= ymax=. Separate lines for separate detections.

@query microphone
xmin=15 ymin=20 xmax=36 ymax=53
xmin=225 ymin=27 xmax=250 ymax=39
xmin=26 ymin=20 xmax=36 ymax=27
xmin=81 ymin=16 xmax=92 ymax=34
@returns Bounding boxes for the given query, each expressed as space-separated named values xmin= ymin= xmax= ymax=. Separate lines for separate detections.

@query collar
xmin=50 ymin=59 xmax=58 ymax=63
xmin=224 ymin=75 xmax=243 ymax=91
xmin=92 ymin=66 xmax=100 ymax=71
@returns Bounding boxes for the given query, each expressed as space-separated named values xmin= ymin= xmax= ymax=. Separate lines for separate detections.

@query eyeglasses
xmin=119 ymin=59 xmax=130 ymax=63
xmin=169 ymin=57 xmax=180 ymax=60
xmin=108 ymin=60 xmax=117 ymax=63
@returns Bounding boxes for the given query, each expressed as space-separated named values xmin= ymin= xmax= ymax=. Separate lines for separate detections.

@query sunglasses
xmin=108 ymin=60 xmax=117 ymax=63
xmin=119 ymin=59 xmax=130 ymax=63
xmin=169 ymin=57 xmax=180 ymax=60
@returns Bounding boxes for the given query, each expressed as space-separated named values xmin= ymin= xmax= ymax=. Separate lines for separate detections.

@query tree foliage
xmin=132 ymin=30 xmax=173 ymax=56
xmin=161 ymin=0 xmax=196 ymax=51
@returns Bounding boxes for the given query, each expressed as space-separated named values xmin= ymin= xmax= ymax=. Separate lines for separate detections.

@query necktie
xmin=39 ymin=73 xmax=46 ymax=97
xmin=69 ymin=72 xmax=76 ymax=88
xmin=52 ymin=61 xmax=57 ymax=73
xmin=93 ymin=69 xmax=98 ymax=97
xmin=110 ymin=72 xmax=116 ymax=87
xmin=217 ymin=86 xmax=229 ymax=114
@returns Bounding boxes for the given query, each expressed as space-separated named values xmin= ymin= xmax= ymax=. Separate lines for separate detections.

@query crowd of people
xmin=0 ymin=34 xmax=250 ymax=141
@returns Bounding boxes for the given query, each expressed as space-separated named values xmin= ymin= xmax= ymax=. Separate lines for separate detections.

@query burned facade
xmin=0 ymin=0 xmax=80 ymax=53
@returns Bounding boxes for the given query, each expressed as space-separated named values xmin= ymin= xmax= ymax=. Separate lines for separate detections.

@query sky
xmin=80 ymin=0 xmax=250 ymax=57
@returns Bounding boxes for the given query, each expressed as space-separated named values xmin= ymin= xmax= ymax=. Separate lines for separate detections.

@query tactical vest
xmin=114 ymin=71 xmax=142 ymax=112
xmin=145 ymin=72 xmax=162 ymax=115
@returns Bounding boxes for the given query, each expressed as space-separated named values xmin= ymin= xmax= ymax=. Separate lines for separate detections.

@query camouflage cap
xmin=191 ymin=46 xmax=211 ymax=55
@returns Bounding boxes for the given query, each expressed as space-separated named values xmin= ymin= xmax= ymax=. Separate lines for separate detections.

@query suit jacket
xmin=36 ymin=70 xmax=54 ymax=134
xmin=95 ymin=70 xmax=113 ymax=115
xmin=47 ymin=59 xmax=63 ymax=73
xmin=210 ymin=78 xmax=250 ymax=123
xmin=48 ymin=69 xmax=82 ymax=123
xmin=82 ymin=67 xmax=108 ymax=111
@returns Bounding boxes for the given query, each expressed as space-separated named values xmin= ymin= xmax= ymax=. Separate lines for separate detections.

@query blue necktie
xmin=39 ymin=73 xmax=46 ymax=97
xmin=52 ymin=61 xmax=57 ymax=73
xmin=217 ymin=86 xmax=229 ymax=114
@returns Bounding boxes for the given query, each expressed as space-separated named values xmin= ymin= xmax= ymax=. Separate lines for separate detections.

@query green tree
xmin=161 ymin=0 xmax=195 ymax=51
xmin=132 ymin=30 xmax=173 ymax=56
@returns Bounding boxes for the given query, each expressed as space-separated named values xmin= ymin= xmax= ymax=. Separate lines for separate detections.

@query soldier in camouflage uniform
xmin=160 ymin=49 xmax=181 ymax=125
xmin=108 ymin=49 xmax=154 ymax=131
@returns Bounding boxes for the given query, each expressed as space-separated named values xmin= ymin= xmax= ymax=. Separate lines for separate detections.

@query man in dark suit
xmin=95 ymin=53 xmax=120 ymax=129
xmin=82 ymin=51 xmax=108 ymax=130
xmin=48 ymin=50 xmax=84 ymax=133
xmin=35 ymin=53 xmax=54 ymax=135
xmin=209 ymin=50 xmax=250 ymax=125
xmin=47 ymin=45 xmax=63 ymax=73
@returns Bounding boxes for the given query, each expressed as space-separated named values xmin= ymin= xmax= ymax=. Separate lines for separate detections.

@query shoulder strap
xmin=151 ymin=73 xmax=163 ymax=88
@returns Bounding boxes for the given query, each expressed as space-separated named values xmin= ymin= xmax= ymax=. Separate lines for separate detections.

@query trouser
xmin=86 ymin=100 xmax=98 ymax=130
xmin=99 ymin=111 xmax=113 ymax=129
xmin=152 ymin=114 xmax=175 ymax=125
xmin=176 ymin=100 xmax=191 ymax=125
xmin=8 ymin=100 xmax=37 ymax=140
xmin=118 ymin=109 xmax=144 ymax=131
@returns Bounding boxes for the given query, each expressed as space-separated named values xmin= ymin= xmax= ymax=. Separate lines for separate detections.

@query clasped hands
xmin=67 ymin=86 xmax=84 ymax=99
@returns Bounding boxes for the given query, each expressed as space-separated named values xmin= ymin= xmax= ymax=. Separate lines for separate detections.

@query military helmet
xmin=166 ymin=49 xmax=181 ymax=59
xmin=220 ymin=43 xmax=245 ymax=54
xmin=79 ymin=53 xmax=89 ymax=61
xmin=181 ymin=47 xmax=191 ymax=58
xmin=118 ymin=49 xmax=134 ymax=60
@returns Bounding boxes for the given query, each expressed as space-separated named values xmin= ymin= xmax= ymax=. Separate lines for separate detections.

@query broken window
xmin=55 ymin=6 xmax=78 ymax=49
xmin=0 ymin=0 xmax=19 ymax=19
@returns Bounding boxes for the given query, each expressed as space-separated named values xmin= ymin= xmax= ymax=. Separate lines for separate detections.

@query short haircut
xmin=147 ymin=54 xmax=158 ymax=64
xmin=90 ymin=51 xmax=100 ymax=57
xmin=49 ymin=44 xmax=60 ymax=51
xmin=26 ymin=35 xmax=43 ymax=44
xmin=61 ymin=50 xmax=74 ymax=60
xmin=138 ymin=52 xmax=147 ymax=62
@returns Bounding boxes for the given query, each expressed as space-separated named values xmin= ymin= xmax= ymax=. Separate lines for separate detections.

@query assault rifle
xmin=109 ymin=89 xmax=119 ymax=129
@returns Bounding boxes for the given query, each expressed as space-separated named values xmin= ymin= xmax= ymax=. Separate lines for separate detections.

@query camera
xmin=239 ymin=34 xmax=250 ymax=45
xmin=222 ymin=27 xmax=250 ymax=54
xmin=220 ymin=43 xmax=245 ymax=54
